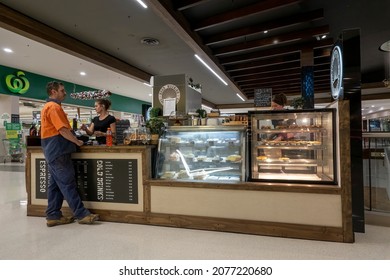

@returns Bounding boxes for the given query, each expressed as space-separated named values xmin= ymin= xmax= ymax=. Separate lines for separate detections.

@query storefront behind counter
xmin=25 ymin=100 xmax=354 ymax=243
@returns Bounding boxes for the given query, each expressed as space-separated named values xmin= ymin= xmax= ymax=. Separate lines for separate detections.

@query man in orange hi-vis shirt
xmin=41 ymin=81 xmax=99 ymax=227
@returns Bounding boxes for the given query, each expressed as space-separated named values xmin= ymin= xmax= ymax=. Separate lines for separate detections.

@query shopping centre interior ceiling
xmin=1 ymin=0 xmax=390 ymax=110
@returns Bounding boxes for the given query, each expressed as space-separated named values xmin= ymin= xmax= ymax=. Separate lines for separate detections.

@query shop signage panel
xmin=35 ymin=158 xmax=138 ymax=204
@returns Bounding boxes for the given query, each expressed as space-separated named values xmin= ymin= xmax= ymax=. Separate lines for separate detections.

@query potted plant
xmin=146 ymin=117 xmax=165 ymax=144
xmin=291 ymin=97 xmax=305 ymax=109
xmin=149 ymin=107 xmax=161 ymax=118
xmin=196 ymin=108 xmax=207 ymax=125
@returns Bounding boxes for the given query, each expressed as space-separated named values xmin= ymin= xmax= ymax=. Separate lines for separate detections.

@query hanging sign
xmin=254 ymin=88 xmax=272 ymax=107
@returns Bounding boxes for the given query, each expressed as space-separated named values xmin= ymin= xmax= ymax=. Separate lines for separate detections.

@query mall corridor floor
xmin=1 ymin=162 xmax=390 ymax=260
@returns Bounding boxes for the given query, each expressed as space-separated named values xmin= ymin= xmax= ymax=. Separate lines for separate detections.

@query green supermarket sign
xmin=5 ymin=123 xmax=21 ymax=130
xmin=5 ymin=71 xmax=30 ymax=94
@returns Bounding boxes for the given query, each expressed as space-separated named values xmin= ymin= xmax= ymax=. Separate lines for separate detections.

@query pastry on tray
xmin=256 ymin=155 xmax=267 ymax=161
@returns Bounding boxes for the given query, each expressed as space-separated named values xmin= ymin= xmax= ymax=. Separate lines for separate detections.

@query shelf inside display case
xmin=249 ymin=109 xmax=337 ymax=184
xmin=155 ymin=126 xmax=247 ymax=181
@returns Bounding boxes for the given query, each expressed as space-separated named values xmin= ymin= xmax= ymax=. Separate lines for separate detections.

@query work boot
xmin=78 ymin=214 xmax=99 ymax=224
xmin=46 ymin=216 xmax=75 ymax=227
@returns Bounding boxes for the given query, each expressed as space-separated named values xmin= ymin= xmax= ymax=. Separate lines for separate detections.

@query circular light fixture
xmin=141 ymin=37 xmax=160 ymax=46
xmin=379 ymin=40 xmax=390 ymax=52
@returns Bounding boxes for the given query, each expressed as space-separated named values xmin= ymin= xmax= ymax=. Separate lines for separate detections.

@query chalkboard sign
xmin=35 ymin=158 xmax=138 ymax=203
xmin=254 ymin=88 xmax=272 ymax=107
xmin=116 ymin=119 xmax=130 ymax=145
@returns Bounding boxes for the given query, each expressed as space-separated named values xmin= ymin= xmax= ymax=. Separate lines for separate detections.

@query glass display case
xmin=249 ymin=109 xmax=337 ymax=184
xmin=155 ymin=126 xmax=247 ymax=181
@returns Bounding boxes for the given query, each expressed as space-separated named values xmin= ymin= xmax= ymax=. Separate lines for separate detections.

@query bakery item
xmin=226 ymin=155 xmax=242 ymax=162
xmin=177 ymin=170 xmax=190 ymax=179
xmin=279 ymin=157 xmax=290 ymax=162
xmin=169 ymin=152 xmax=180 ymax=161
xmin=256 ymin=155 xmax=267 ymax=161
xmin=160 ymin=171 xmax=176 ymax=179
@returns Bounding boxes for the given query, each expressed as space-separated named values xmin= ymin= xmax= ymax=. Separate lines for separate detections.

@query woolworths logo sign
xmin=5 ymin=71 xmax=30 ymax=94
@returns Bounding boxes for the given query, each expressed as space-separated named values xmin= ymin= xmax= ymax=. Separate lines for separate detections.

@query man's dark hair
xmin=46 ymin=81 xmax=64 ymax=95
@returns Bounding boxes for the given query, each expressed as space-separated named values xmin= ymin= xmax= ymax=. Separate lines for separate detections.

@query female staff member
xmin=270 ymin=93 xmax=294 ymax=141
xmin=81 ymin=99 xmax=116 ymax=144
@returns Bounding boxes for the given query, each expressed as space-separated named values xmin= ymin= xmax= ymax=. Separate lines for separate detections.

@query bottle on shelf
xmin=29 ymin=123 xmax=37 ymax=136
xmin=106 ymin=128 xmax=113 ymax=147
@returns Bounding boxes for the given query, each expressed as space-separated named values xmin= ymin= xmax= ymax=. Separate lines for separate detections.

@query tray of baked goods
xmin=168 ymin=152 xmax=242 ymax=163
xmin=255 ymin=155 xmax=319 ymax=166
xmin=257 ymin=124 xmax=324 ymax=133
xmin=256 ymin=140 xmax=322 ymax=148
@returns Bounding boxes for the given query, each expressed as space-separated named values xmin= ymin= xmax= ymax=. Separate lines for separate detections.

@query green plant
xmin=291 ymin=97 xmax=305 ymax=109
xmin=196 ymin=108 xmax=207 ymax=118
xmin=149 ymin=107 xmax=161 ymax=118
xmin=146 ymin=117 xmax=165 ymax=135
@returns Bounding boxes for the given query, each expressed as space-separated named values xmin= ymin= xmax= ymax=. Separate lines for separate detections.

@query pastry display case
xmin=249 ymin=109 xmax=337 ymax=184
xmin=155 ymin=126 xmax=247 ymax=181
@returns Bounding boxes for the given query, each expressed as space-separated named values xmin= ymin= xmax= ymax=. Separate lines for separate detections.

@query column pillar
xmin=0 ymin=95 xmax=19 ymax=127
xmin=301 ymin=49 xmax=314 ymax=109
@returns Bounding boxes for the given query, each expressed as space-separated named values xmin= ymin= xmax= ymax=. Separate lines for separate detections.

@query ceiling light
xmin=379 ymin=40 xmax=390 ymax=52
xmin=3 ymin=48 xmax=13 ymax=53
xmin=141 ymin=37 xmax=160 ymax=46
xmin=194 ymin=54 xmax=228 ymax=86
xmin=236 ymin=93 xmax=245 ymax=101
xmin=80 ymin=72 xmax=86 ymax=76
xmin=136 ymin=0 xmax=148 ymax=8
xmin=264 ymin=30 xmax=268 ymax=34
xmin=321 ymin=35 xmax=327 ymax=39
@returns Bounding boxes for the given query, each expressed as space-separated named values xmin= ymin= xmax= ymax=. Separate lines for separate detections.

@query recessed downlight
xmin=3 ymin=48 xmax=13 ymax=53
xmin=80 ymin=72 xmax=86 ymax=76
xmin=141 ymin=37 xmax=160 ymax=46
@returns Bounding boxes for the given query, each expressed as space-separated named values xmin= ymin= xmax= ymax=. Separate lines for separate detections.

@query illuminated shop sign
xmin=5 ymin=71 xmax=30 ymax=94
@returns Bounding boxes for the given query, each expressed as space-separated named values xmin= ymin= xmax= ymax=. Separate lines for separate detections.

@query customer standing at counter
xmin=81 ymin=99 xmax=116 ymax=145
xmin=41 ymin=81 xmax=99 ymax=227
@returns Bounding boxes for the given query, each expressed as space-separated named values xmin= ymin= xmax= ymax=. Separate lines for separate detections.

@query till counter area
xmin=25 ymin=102 xmax=354 ymax=242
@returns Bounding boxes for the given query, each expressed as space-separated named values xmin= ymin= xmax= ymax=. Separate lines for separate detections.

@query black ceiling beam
xmin=229 ymin=61 xmax=301 ymax=78
xmin=193 ymin=0 xmax=301 ymax=31
xmin=224 ymin=53 xmax=301 ymax=72
xmin=213 ymin=25 xmax=330 ymax=56
xmin=173 ymin=0 xmax=211 ymax=11
xmin=219 ymin=38 xmax=333 ymax=65
xmin=205 ymin=9 xmax=324 ymax=45
xmin=234 ymin=68 xmax=301 ymax=82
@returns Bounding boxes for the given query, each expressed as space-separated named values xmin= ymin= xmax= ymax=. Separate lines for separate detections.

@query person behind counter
xmin=41 ymin=81 xmax=99 ymax=227
xmin=81 ymin=99 xmax=116 ymax=145
xmin=270 ymin=93 xmax=294 ymax=141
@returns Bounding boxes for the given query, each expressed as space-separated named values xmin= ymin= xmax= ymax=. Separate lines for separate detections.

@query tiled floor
xmin=1 ymin=162 xmax=390 ymax=260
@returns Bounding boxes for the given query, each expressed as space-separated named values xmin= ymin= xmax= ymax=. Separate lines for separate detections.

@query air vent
xmin=141 ymin=37 xmax=160 ymax=46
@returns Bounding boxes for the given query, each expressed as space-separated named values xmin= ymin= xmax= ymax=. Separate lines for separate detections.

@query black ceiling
xmin=158 ymin=0 xmax=390 ymax=101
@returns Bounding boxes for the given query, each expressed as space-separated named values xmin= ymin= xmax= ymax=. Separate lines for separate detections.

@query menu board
xmin=254 ymin=88 xmax=272 ymax=107
xmin=116 ymin=119 xmax=130 ymax=145
xmin=35 ymin=158 xmax=138 ymax=204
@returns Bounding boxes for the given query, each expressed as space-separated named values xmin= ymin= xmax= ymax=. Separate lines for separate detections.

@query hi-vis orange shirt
xmin=41 ymin=100 xmax=71 ymax=139
xmin=40 ymin=99 xmax=76 ymax=163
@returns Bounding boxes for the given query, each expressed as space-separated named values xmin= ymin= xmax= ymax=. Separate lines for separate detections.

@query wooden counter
xmin=26 ymin=101 xmax=353 ymax=243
